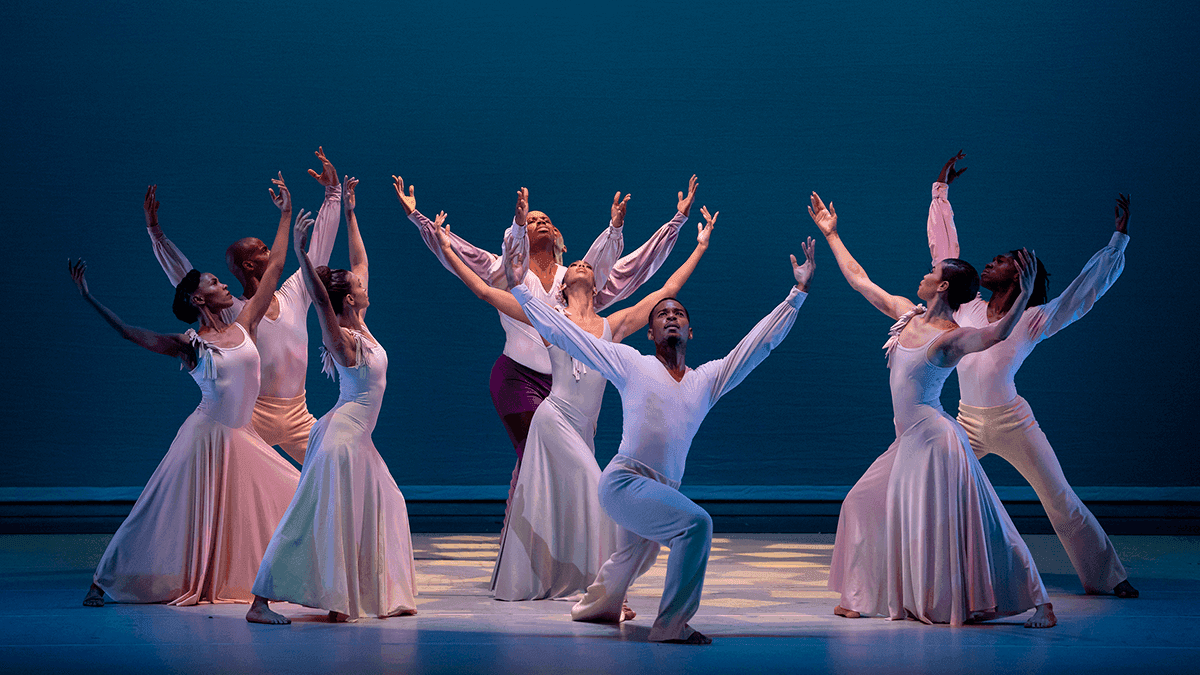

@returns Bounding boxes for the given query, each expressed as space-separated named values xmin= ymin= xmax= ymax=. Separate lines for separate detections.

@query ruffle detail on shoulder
xmin=555 ymin=306 xmax=589 ymax=381
xmin=883 ymin=304 xmax=927 ymax=359
xmin=319 ymin=330 xmax=366 ymax=380
xmin=183 ymin=329 xmax=220 ymax=379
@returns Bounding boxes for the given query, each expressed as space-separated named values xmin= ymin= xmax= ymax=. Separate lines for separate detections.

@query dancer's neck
xmin=985 ymin=282 xmax=1022 ymax=323
xmin=655 ymin=342 xmax=688 ymax=382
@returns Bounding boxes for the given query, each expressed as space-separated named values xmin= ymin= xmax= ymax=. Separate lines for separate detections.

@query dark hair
xmin=316 ymin=266 xmax=352 ymax=314
xmin=648 ymin=297 xmax=689 ymax=324
xmin=1007 ymin=250 xmax=1051 ymax=307
xmin=939 ymin=258 xmax=980 ymax=310
xmin=172 ymin=269 xmax=202 ymax=324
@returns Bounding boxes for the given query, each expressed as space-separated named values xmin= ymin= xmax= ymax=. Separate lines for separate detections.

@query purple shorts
xmin=489 ymin=354 xmax=553 ymax=460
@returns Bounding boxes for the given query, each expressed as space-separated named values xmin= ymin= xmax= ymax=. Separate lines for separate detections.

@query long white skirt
xmin=828 ymin=407 xmax=1049 ymax=625
xmin=93 ymin=410 xmax=300 ymax=605
xmin=252 ymin=401 xmax=417 ymax=619
xmin=492 ymin=396 xmax=617 ymax=601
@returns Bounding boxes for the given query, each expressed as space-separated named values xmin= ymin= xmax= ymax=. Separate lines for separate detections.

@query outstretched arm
xmin=237 ymin=174 xmax=296 ymax=332
xmin=68 ymin=259 xmax=195 ymax=365
xmin=342 ymin=176 xmax=369 ymax=290
xmin=143 ymin=185 xmax=197 ymax=287
xmin=937 ymin=249 xmax=1038 ymax=363
xmin=607 ymin=205 xmax=715 ymax=342
xmin=1034 ymin=193 xmax=1130 ymax=341
xmin=928 ymin=151 xmax=965 ymax=264
xmin=305 ymin=146 xmax=342 ymax=268
xmin=591 ymin=176 xmax=697 ymax=309
xmin=293 ymin=216 xmax=356 ymax=367
xmin=702 ymin=245 xmax=813 ymax=403
xmin=513 ymin=284 xmax=634 ymax=388
xmin=434 ymin=213 xmax=531 ymax=325
xmin=809 ymin=192 xmax=914 ymax=320
xmin=397 ymin=174 xmax=510 ymax=287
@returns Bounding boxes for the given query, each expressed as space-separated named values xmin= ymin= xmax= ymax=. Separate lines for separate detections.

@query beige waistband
xmin=958 ymin=395 xmax=1030 ymax=417
xmin=255 ymin=391 xmax=308 ymax=407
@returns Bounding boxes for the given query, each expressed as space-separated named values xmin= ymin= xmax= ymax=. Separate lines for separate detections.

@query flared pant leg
xmin=959 ymin=397 xmax=1127 ymax=594
xmin=571 ymin=457 xmax=712 ymax=642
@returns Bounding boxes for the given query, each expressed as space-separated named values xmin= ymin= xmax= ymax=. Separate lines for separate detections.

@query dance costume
xmin=147 ymin=184 xmax=342 ymax=463
xmin=928 ymin=181 xmax=1130 ymax=592
xmin=516 ymin=285 xmax=806 ymax=641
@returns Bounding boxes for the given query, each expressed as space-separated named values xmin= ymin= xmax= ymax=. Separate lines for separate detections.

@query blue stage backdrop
xmin=3 ymin=1 xmax=1196 ymax=491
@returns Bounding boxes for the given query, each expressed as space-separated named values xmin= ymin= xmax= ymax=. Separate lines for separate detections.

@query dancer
xmin=398 ymin=176 xmax=696 ymax=485
xmin=512 ymin=237 xmax=817 ymax=644
xmin=247 ymin=178 xmax=417 ymax=624
xmin=927 ymin=151 xmax=1136 ymax=598
xmin=432 ymin=202 xmax=717 ymax=601
xmin=146 ymin=147 xmax=343 ymax=463
xmin=77 ymin=177 xmax=305 ymax=607
xmin=812 ymin=192 xmax=1056 ymax=628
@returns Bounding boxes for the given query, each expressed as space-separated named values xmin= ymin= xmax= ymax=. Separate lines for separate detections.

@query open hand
xmin=515 ymin=187 xmax=529 ymax=227
xmin=808 ymin=192 xmax=837 ymax=237
xmin=697 ymin=205 xmax=717 ymax=248
xmin=293 ymin=209 xmax=315 ymax=251
xmin=68 ymin=258 xmax=89 ymax=296
xmin=144 ymin=185 xmax=159 ymax=228
xmin=790 ymin=237 xmax=817 ymax=291
xmin=1014 ymin=248 xmax=1038 ymax=296
xmin=433 ymin=210 xmax=452 ymax=250
xmin=307 ymin=146 xmax=338 ymax=187
xmin=611 ymin=192 xmax=631 ymax=228
xmin=393 ymin=175 xmax=416 ymax=214
xmin=343 ymin=176 xmax=358 ymax=214
xmin=1115 ymin=193 xmax=1130 ymax=234
xmin=269 ymin=172 xmax=291 ymax=213
xmin=677 ymin=175 xmax=699 ymax=217
xmin=938 ymin=150 xmax=967 ymax=184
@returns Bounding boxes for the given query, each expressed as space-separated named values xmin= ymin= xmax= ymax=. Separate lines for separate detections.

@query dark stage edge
xmin=1 ymin=533 xmax=1197 ymax=674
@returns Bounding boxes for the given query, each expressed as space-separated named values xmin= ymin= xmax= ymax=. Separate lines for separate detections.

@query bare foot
xmin=662 ymin=629 xmax=712 ymax=645
xmin=82 ymin=583 xmax=105 ymax=607
xmin=1024 ymin=602 xmax=1056 ymax=629
xmin=245 ymin=596 xmax=290 ymax=625
xmin=621 ymin=603 xmax=637 ymax=621
xmin=1113 ymin=580 xmax=1139 ymax=598
xmin=833 ymin=605 xmax=861 ymax=618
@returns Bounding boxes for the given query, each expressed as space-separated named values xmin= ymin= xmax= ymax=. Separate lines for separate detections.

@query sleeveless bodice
xmin=887 ymin=329 xmax=954 ymax=434
xmin=188 ymin=323 xmax=260 ymax=429
xmin=322 ymin=329 xmax=388 ymax=431
xmin=544 ymin=318 xmax=611 ymax=443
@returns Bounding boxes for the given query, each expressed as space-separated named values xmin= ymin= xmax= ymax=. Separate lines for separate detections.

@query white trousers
xmin=958 ymin=396 xmax=1127 ymax=593
xmin=252 ymin=392 xmax=317 ymax=465
xmin=571 ymin=456 xmax=712 ymax=642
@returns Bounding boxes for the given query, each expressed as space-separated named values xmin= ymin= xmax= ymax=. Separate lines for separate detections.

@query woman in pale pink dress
xmin=809 ymin=192 xmax=1057 ymax=628
xmin=74 ymin=175 xmax=305 ymax=607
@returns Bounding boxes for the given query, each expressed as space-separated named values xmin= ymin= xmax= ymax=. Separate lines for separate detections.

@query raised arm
xmin=433 ymin=212 xmax=531 ymax=325
xmin=513 ymin=284 xmax=634 ymax=388
xmin=591 ymin=176 xmax=697 ymax=310
xmin=1034 ymin=193 xmax=1130 ymax=340
xmin=143 ymin=185 xmax=196 ymax=287
xmin=292 ymin=215 xmax=355 ymax=367
xmin=342 ymin=176 xmax=369 ymax=290
xmin=809 ymin=191 xmax=915 ymax=320
xmin=397 ymin=174 xmax=509 ymax=287
xmin=928 ymin=151 xmax=966 ymax=264
xmin=68 ymin=259 xmax=196 ymax=365
xmin=305 ymin=147 xmax=342 ymax=268
xmin=936 ymin=249 xmax=1038 ymax=364
xmin=237 ymin=174 xmax=297 ymax=332
xmin=607 ymin=204 xmax=715 ymax=342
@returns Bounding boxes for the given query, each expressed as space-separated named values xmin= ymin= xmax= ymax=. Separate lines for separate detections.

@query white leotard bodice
xmin=188 ymin=323 xmax=260 ymax=429
xmin=321 ymin=329 xmax=388 ymax=432
xmin=888 ymin=329 xmax=955 ymax=435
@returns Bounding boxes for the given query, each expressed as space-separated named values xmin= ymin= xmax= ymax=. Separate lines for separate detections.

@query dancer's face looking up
xmin=648 ymin=299 xmax=691 ymax=347
xmin=225 ymin=237 xmax=269 ymax=286
xmin=192 ymin=272 xmax=235 ymax=312
xmin=917 ymin=263 xmax=949 ymax=303
xmin=526 ymin=211 xmax=555 ymax=244
xmin=980 ymin=253 xmax=1018 ymax=291
xmin=562 ymin=260 xmax=595 ymax=294
xmin=343 ymin=271 xmax=369 ymax=313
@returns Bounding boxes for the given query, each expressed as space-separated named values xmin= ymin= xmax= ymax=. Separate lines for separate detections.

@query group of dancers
xmin=69 ymin=148 xmax=1136 ymax=644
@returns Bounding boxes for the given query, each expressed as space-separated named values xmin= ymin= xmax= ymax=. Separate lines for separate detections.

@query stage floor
xmin=2 ymin=533 xmax=1197 ymax=674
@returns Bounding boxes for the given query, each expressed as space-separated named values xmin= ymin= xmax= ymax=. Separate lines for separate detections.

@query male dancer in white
xmin=927 ymin=151 xmax=1137 ymax=598
xmin=513 ymin=238 xmax=818 ymax=644
xmin=145 ymin=147 xmax=343 ymax=463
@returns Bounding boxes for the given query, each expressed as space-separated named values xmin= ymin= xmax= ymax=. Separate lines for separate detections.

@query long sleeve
xmin=1033 ymin=232 xmax=1128 ymax=342
xmin=306 ymin=184 xmax=342 ymax=268
xmin=593 ymin=212 xmax=685 ymax=310
xmin=701 ymin=288 xmax=807 ymax=403
xmin=409 ymin=209 xmax=507 ymax=287
xmin=513 ymin=284 xmax=633 ymax=389
xmin=928 ymin=182 xmax=960 ymax=264
xmin=147 ymin=224 xmax=195 ymax=288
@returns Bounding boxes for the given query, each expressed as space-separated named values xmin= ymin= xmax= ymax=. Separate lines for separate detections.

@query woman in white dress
xmin=75 ymin=176 xmax=304 ymax=607
xmin=247 ymin=177 xmax=417 ymax=624
xmin=433 ymin=194 xmax=716 ymax=602
xmin=808 ymin=192 xmax=1057 ymax=628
